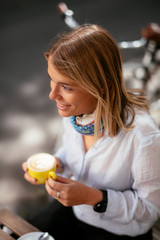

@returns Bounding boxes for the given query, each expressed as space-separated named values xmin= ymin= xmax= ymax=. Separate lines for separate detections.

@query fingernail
xmin=32 ymin=179 xmax=36 ymax=184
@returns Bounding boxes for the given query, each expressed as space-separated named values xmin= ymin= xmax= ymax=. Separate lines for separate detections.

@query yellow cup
xmin=27 ymin=153 xmax=57 ymax=184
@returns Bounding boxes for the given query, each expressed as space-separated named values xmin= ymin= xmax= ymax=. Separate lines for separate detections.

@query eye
xmin=62 ymin=85 xmax=72 ymax=91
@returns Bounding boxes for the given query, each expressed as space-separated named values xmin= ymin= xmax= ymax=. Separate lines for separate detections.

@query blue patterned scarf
xmin=70 ymin=115 xmax=95 ymax=135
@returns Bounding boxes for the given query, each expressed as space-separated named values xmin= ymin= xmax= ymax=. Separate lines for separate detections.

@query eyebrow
xmin=47 ymin=72 xmax=72 ymax=86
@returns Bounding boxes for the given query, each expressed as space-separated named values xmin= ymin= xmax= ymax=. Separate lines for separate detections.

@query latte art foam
xmin=27 ymin=153 xmax=56 ymax=171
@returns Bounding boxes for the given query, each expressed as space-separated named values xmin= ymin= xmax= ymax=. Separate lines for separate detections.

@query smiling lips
xmin=56 ymin=102 xmax=71 ymax=111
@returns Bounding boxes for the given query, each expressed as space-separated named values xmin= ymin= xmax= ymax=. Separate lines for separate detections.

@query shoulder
xmin=131 ymin=113 xmax=160 ymax=181
xmin=133 ymin=112 xmax=160 ymax=145
xmin=116 ymin=111 xmax=160 ymax=148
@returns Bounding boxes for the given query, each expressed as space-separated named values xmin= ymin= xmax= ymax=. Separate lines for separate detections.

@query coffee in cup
xmin=27 ymin=153 xmax=57 ymax=184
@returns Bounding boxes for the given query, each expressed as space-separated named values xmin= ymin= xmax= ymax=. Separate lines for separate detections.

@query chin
xmin=58 ymin=110 xmax=72 ymax=117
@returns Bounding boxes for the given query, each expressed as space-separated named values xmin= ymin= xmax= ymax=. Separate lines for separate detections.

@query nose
xmin=49 ymin=89 xmax=55 ymax=100
xmin=49 ymin=84 xmax=61 ymax=100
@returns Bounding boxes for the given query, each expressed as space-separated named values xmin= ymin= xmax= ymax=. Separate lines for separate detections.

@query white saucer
xmin=18 ymin=232 xmax=55 ymax=240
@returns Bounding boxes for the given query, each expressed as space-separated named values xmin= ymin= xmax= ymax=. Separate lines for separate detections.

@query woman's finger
xmin=45 ymin=179 xmax=60 ymax=198
xmin=24 ymin=171 xmax=38 ymax=185
xmin=46 ymin=177 xmax=62 ymax=191
xmin=46 ymin=175 xmax=70 ymax=192
xmin=55 ymin=175 xmax=73 ymax=184
xmin=22 ymin=162 xmax=28 ymax=172
xmin=22 ymin=161 xmax=37 ymax=184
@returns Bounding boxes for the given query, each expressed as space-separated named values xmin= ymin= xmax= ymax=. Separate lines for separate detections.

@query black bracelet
xmin=93 ymin=190 xmax=108 ymax=213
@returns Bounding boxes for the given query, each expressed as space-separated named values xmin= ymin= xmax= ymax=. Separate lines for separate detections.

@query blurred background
xmin=0 ymin=0 xmax=160 ymax=220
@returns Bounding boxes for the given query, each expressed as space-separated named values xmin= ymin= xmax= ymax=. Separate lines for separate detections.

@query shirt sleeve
xmin=54 ymin=118 xmax=73 ymax=178
xmin=103 ymin=131 xmax=160 ymax=233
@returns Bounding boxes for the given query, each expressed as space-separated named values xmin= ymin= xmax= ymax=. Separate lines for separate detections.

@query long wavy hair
xmin=45 ymin=24 xmax=149 ymax=139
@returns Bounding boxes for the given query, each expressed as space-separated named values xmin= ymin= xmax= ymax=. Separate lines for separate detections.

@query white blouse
xmin=54 ymin=111 xmax=160 ymax=237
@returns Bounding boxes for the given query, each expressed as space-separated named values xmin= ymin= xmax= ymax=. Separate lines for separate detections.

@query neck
xmin=76 ymin=111 xmax=96 ymax=126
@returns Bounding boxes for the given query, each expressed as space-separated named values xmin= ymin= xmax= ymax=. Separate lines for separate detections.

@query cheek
xmin=78 ymin=96 xmax=97 ymax=112
xmin=85 ymin=94 xmax=97 ymax=105
xmin=64 ymin=90 xmax=97 ymax=111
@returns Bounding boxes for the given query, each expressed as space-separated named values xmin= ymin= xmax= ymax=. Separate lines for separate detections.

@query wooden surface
xmin=0 ymin=229 xmax=14 ymax=240
xmin=0 ymin=208 xmax=39 ymax=239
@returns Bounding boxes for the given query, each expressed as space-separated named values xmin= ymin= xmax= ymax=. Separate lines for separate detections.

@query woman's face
xmin=48 ymin=57 xmax=97 ymax=117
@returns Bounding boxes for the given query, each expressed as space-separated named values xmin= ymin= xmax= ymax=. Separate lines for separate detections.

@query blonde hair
xmin=45 ymin=24 xmax=149 ymax=139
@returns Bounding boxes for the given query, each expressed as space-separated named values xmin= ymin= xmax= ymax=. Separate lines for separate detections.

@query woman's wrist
xmin=87 ymin=188 xmax=103 ymax=206
xmin=86 ymin=188 xmax=108 ymax=212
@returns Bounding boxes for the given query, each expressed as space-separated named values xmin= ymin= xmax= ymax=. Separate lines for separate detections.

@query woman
xmin=23 ymin=24 xmax=160 ymax=240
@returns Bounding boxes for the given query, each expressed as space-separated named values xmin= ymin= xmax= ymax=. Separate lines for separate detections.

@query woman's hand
xmin=22 ymin=162 xmax=38 ymax=185
xmin=45 ymin=175 xmax=102 ymax=207
xmin=22 ymin=157 xmax=63 ymax=185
